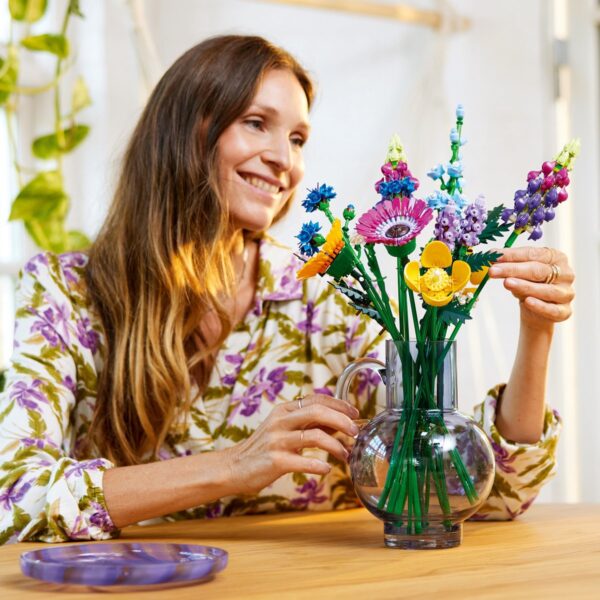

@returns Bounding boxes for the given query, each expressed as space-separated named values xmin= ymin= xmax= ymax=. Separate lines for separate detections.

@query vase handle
xmin=335 ymin=357 xmax=386 ymax=403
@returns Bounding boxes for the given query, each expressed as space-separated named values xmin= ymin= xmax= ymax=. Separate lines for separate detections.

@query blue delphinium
xmin=427 ymin=164 xmax=445 ymax=181
xmin=302 ymin=183 xmax=336 ymax=213
xmin=296 ymin=221 xmax=323 ymax=256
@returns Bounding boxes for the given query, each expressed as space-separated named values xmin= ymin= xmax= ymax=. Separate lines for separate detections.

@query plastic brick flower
xmin=355 ymin=197 xmax=433 ymax=254
xmin=296 ymin=221 xmax=324 ymax=257
xmin=302 ymin=183 xmax=336 ymax=213
xmin=404 ymin=241 xmax=471 ymax=306
xmin=297 ymin=219 xmax=354 ymax=280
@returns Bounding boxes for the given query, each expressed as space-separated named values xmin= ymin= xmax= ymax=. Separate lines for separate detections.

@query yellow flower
xmin=404 ymin=240 xmax=471 ymax=306
xmin=297 ymin=219 xmax=346 ymax=280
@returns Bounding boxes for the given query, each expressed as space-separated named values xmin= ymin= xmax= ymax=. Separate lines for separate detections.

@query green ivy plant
xmin=1 ymin=0 xmax=92 ymax=252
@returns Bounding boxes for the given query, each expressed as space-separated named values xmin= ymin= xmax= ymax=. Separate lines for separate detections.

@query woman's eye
xmin=245 ymin=118 xmax=263 ymax=130
xmin=291 ymin=136 xmax=306 ymax=148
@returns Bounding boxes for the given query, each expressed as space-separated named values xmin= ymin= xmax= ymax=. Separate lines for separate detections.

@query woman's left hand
xmin=488 ymin=246 xmax=575 ymax=331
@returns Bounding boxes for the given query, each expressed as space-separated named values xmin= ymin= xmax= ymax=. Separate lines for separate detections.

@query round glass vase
xmin=336 ymin=340 xmax=495 ymax=550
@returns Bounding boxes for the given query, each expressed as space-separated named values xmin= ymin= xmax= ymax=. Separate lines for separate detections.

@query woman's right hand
xmin=224 ymin=394 xmax=360 ymax=495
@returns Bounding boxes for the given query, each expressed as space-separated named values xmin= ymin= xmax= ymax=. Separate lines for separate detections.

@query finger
xmin=489 ymin=261 xmax=555 ymax=283
xmin=291 ymin=428 xmax=349 ymax=463
xmin=522 ymin=297 xmax=572 ymax=322
xmin=504 ymin=278 xmax=575 ymax=304
xmin=284 ymin=393 xmax=360 ymax=419
xmin=285 ymin=403 xmax=359 ymax=437
xmin=282 ymin=453 xmax=332 ymax=476
xmin=493 ymin=246 xmax=555 ymax=264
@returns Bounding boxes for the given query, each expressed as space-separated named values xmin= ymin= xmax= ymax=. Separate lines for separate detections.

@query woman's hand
xmin=489 ymin=246 xmax=575 ymax=331
xmin=224 ymin=394 xmax=359 ymax=495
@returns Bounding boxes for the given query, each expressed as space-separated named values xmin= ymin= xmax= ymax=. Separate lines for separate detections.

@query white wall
xmin=4 ymin=0 xmax=599 ymax=501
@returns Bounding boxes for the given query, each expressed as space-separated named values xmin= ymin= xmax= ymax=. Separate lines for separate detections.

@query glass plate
xmin=20 ymin=542 xmax=228 ymax=587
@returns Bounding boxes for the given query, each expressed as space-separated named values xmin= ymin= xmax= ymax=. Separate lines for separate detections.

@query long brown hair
xmin=85 ymin=35 xmax=314 ymax=466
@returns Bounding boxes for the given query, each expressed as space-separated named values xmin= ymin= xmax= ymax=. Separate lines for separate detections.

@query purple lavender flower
xmin=433 ymin=202 xmax=462 ymax=250
xmin=235 ymin=366 xmax=288 ymax=418
xmin=65 ymin=459 xmax=107 ymax=479
xmin=457 ymin=195 xmax=488 ymax=248
xmin=491 ymin=441 xmax=517 ymax=474
xmin=59 ymin=252 xmax=87 ymax=285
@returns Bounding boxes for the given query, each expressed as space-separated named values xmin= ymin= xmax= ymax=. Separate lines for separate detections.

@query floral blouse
xmin=0 ymin=237 xmax=561 ymax=544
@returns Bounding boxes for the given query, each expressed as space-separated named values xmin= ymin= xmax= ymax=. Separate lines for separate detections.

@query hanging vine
xmin=1 ymin=0 xmax=91 ymax=252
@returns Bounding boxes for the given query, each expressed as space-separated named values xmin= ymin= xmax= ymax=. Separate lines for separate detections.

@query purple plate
xmin=20 ymin=542 xmax=228 ymax=587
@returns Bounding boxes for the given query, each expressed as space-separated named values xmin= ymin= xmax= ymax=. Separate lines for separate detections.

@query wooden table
xmin=1 ymin=504 xmax=599 ymax=598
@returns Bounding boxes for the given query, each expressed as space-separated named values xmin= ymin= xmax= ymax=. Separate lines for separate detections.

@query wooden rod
xmin=256 ymin=0 xmax=471 ymax=31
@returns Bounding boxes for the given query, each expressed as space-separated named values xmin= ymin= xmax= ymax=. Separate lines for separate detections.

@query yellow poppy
xmin=404 ymin=240 xmax=471 ymax=306
xmin=297 ymin=219 xmax=346 ymax=280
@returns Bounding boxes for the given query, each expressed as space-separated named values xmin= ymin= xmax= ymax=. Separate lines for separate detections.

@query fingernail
xmin=489 ymin=266 xmax=502 ymax=276
xmin=350 ymin=424 xmax=359 ymax=435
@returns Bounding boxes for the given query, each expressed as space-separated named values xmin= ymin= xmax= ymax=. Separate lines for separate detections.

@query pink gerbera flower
xmin=355 ymin=197 xmax=433 ymax=247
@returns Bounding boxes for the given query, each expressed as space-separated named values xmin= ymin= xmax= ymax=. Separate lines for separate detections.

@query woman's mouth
xmin=239 ymin=173 xmax=284 ymax=196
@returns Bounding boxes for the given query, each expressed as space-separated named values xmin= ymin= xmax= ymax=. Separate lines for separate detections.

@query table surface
xmin=1 ymin=504 xmax=599 ymax=599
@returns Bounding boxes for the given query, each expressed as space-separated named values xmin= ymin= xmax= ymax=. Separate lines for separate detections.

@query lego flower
xmin=297 ymin=219 xmax=355 ymax=280
xmin=404 ymin=240 xmax=471 ymax=306
xmin=355 ymin=197 xmax=432 ymax=255
xmin=302 ymin=183 xmax=336 ymax=213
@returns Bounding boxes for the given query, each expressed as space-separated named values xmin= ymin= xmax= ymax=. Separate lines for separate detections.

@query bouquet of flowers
xmin=294 ymin=105 xmax=579 ymax=541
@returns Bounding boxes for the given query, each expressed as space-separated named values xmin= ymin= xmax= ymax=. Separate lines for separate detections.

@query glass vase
xmin=336 ymin=340 xmax=495 ymax=549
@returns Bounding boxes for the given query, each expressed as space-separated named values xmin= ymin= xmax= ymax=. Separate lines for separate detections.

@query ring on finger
xmin=544 ymin=263 xmax=561 ymax=285
xmin=297 ymin=428 xmax=305 ymax=454
xmin=296 ymin=395 xmax=304 ymax=410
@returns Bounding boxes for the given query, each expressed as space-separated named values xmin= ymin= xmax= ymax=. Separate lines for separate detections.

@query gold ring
xmin=296 ymin=395 xmax=304 ymax=410
xmin=545 ymin=263 xmax=561 ymax=285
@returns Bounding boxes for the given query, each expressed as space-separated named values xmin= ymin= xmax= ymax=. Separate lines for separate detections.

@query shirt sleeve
xmin=469 ymin=383 xmax=562 ymax=521
xmin=0 ymin=253 xmax=118 ymax=544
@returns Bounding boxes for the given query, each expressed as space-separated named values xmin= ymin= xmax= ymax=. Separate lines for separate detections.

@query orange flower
xmin=297 ymin=220 xmax=347 ymax=280
xmin=404 ymin=241 xmax=471 ymax=306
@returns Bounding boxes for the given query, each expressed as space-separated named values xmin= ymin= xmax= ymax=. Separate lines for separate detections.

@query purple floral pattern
xmin=0 ymin=240 xmax=561 ymax=545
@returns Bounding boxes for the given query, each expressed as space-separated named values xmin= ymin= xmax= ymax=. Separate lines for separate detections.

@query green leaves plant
xmin=9 ymin=171 xmax=68 ymax=221
xmin=9 ymin=0 xmax=47 ymax=22
xmin=21 ymin=34 xmax=69 ymax=59
xmin=0 ymin=54 xmax=19 ymax=105
xmin=32 ymin=125 xmax=90 ymax=159
xmin=478 ymin=204 xmax=512 ymax=244
xmin=464 ymin=250 xmax=501 ymax=273
xmin=71 ymin=76 xmax=91 ymax=114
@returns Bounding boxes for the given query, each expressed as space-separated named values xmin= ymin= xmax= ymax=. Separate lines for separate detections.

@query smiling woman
xmin=0 ymin=35 xmax=569 ymax=544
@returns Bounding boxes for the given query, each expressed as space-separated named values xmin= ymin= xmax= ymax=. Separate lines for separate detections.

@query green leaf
xmin=348 ymin=302 xmax=386 ymax=327
xmin=71 ymin=76 xmax=91 ymax=113
xmin=439 ymin=304 xmax=472 ymax=327
xmin=9 ymin=0 xmax=47 ymax=22
xmin=32 ymin=125 xmax=90 ymax=159
xmin=9 ymin=172 xmax=68 ymax=222
xmin=66 ymin=230 xmax=91 ymax=251
xmin=0 ymin=54 xmax=19 ymax=106
xmin=478 ymin=204 xmax=512 ymax=244
xmin=21 ymin=34 xmax=69 ymax=59
xmin=331 ymin=282 xmax=370 ymax=307
xmin=25 ymin=218 xmax=69 ymax=253
xmin=68 ymin=0 xmax=84 ymax=18
xmin=0 ymin=370 xmax=5 ymax=393
xmin=464 ymin=250 xmax=502 ymax=273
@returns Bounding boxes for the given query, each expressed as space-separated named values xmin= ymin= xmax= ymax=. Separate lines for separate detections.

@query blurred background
xmin=0 ymin=0 xmax=598 ymax=503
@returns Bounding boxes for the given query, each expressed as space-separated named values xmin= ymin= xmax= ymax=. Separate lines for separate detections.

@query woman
xmin=0 ymin=36 xmax=573 ymax=544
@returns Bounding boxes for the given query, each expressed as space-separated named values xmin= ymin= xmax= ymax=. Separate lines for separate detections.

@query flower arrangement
xmin=294 ymin=105 xmax=579 ymax=536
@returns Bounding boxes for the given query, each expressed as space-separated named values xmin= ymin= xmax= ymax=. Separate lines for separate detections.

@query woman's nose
xmin=262 ymin=135 xmax=293 ymax=172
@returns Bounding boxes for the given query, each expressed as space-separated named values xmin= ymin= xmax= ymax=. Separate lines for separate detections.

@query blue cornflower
xmin=302 ymin=183 xmax=336 ymax=213
xmin=296 ymin=221 xmax=323 ymax=256
xmin=398 ymin=177 xmax=417 ymax=195
xmin=427 ymin=164 xmax=445 ymax=181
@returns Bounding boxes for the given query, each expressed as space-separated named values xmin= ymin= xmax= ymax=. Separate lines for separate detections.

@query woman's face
xmin=217 ymin=68 xmax=310 ymax=232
